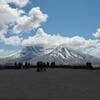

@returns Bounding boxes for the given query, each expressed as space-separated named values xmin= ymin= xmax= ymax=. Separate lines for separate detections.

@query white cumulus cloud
xmin=21 ymin=28 xmax=100 ymax=58
xmin=0 ymin=2 xmax=48 ymax=35
xmin=0 ymin=27 xmax=100 ymax=58
xmin=29 ymin=7 xmax=48 ymax=29
xmin=2 ymin=35 xmax=23 ymax=45
xmin=1 ymin=0 xmax=29 ymax=7
xmin=93 ymin=28 xmax=100 ymax=38
xmin=0 ymin=3 xmax=24 ymax=36
xmin=13 ymin=7 xmax=48 ymax=34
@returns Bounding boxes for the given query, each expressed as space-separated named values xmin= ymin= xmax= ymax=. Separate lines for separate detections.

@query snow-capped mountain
xmin=30 ymin=44 xmax=100 ymax=65
xmin=0 ymin=44 xmax=100 ymax=66
xmin=16 ymin=44 xmax=55 ymax=62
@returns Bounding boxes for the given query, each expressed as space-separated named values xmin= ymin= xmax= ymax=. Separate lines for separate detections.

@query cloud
xmin=0 ymin=49 xmax=15 ymax=58
xmin=29 ymin=7 xmax=48 ymax=28
xmin=0 ymin=30 xmax=6 ymax=37
xmin=22 ymin=28 xmax=49 ymax=45
xmin=13 ymin=7 xmax=48 ymax=34
xmin=13 ymin=16 xmax=33 ymax=34
xmin=4 ymin=28 xmax=94 ymax=47
xmin=0 ymin=27 xmax=100 ymax=57
xmin=0 ymin=2 xmax=48 ymax=35
xmin=21 ymin=28 xmax=100 ymax=55
xmin=93 ymin=28 xmax=100 ymax=38
xmin=0 ymin=1 xmax=100 ymax=58
xmin=1 ymin=35 xmax=23 ymax=45
xmin=0 ymin=4 xmax=23 ymax=35
xmin=20 ymin=28 xmax=100 ymax=58
xmin=1 ymin=0 xmax=29 ymax=7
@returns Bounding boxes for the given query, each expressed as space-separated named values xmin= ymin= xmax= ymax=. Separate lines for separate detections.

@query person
xmin=40 ymin=62 xmax=43 ymax=71
xmin=47 ymin=62 xmax=49 ymax=68
xmin=37 ymin=61 xmax=41 ymax=72
xmin=51 ymin=62 xmax=55 ymax=68
xmin=43 ymin=62 xmax=46 ymax=71
xmin=27 ymin=62 xmax=31 ymax=68
xmin=37 ymin=61 xmax=45 ymax=72
xmin=18 ymin=62 xmax=23 ymax=69
xmin=86 ymin=62 xmax=93 ymax=69
xmin=24 ymin=62 xmax=28 ymax=69
xmin=14 ymin=62 xmax=17 ymax=69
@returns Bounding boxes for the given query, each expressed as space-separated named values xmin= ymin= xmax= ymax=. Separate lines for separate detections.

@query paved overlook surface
xmin=0 ymin=69 xmax=100 ymax=100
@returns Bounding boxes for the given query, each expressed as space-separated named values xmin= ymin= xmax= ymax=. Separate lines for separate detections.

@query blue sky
xmin=0 ymin=0 xmax=100 ymax=57
xmin=29 ymin=0 xmax=100 ymax=38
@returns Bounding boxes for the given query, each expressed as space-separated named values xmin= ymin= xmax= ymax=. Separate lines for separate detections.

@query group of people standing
xmin=13 ymin=61 xmax=56 ymax=71
xmin=14 ymin=62 xmax=31 ymax=69
xmin=36 ymin=61 xmax=55 ymax=72
xmin=12 ymin=61 xmax=92 ymax=70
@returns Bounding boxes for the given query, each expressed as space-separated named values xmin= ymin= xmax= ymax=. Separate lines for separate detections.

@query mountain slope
xmin=1 ymin=44 xmax=100 ymax=66
xmin=30 ymin=44 xmax=100 ymax=65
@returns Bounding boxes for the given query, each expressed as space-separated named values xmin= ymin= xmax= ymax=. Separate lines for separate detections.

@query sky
xmin=0 ymin=0 xmax=100 ymax=58
xmin=32 ymin=0 xmax=100 ymax=38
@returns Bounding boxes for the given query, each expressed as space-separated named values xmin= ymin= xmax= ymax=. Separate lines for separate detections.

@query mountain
xmin=0 ymin=44 xmax=100 ymax=66
xmin=30 ymin=44 xmax=100 ymax=65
